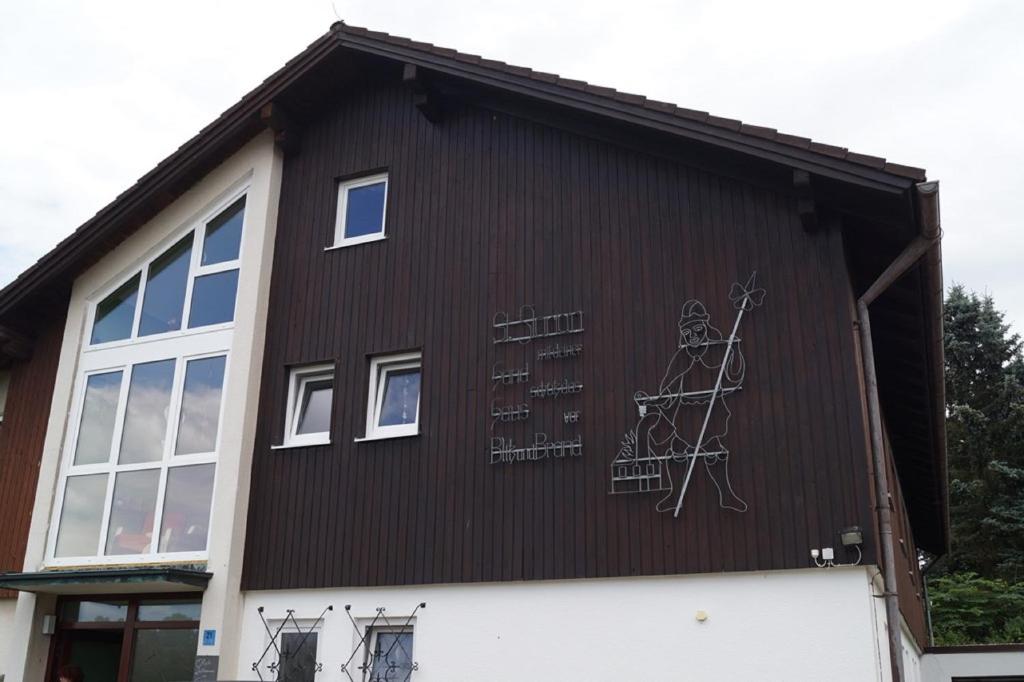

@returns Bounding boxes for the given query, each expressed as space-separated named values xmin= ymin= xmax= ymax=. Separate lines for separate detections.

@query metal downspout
xmin=856 ymin=180 xmax=940 ymax=682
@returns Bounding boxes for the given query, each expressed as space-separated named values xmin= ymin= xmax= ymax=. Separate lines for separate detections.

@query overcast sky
xmin=2 ymin=0 xmax=1021 ymax=333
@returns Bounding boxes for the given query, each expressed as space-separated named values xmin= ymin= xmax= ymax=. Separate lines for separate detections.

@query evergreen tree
xmin=929 ymin=285 xmax=1024 ymax=644
xmin=941 ymin=285 xmax=1024 ymax=580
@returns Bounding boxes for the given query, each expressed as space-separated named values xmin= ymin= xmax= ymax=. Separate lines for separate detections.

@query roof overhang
xmin=0 ymin=567 xmax=212 ymax=595
xmin=0 ymin=22 xmax=946 ymax=550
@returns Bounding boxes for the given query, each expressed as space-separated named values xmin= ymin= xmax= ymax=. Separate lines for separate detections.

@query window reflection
xmin=368 ymin=631 xmax=414 ymax=682
xmin=105 ymin=469 xmax=160 ymax=555
xmin=188 ymin=270 xmax=238 ymax=328
xmin=137 ymin=600 xmax=202 ymax=622
xmin=130 ymin=628 xmax=199 ymax=682
xmin=344 ymin=181 xmax=387 ymax=239
xmin=91 ymin=274 xmax=140 ymax=344
xmin=378 ymin=369 xmax=420 ymax=427
xmin=278 ymin=632 xmax=318 ymax=682
xmin=119 ymin=360 xmax=176 ymax=464
xmin=74 ymin=371 xmax=122 ymax=466
xmin=202 ymin=198 xmax=245 ymax=265
xmin=159 ymin=464 xmax=215 ymax=553
xmin=60 ymin=600 xmax=128 ymax=623
xmin=175 ymin=356 xmax=226 ymax=455
xmin=296 ymin=380 xmax=333 ymax=435
xmin=55 ymin=474 xmax=108 ymax=557
xmin=138 ymin=234 xmax=194 ymax=337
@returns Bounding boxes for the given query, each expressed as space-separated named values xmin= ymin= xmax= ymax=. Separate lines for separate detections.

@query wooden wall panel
xmin=885 ymin=434 xmax=931 ymax=648
xmin=242 ymin=80 xmax=877 ymax=590
xmin=0 ymin=315 xmax=65 ymax=598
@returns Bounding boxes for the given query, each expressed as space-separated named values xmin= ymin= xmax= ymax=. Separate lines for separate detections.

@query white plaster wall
xmin=0 ymin=599 xmax=17 ymax=679
xmin=234 ymin=568 xmax=887 ymax=682
xmin=922 ymin=649 xmax=1024 ymax=681
xmin=6 ymin=130 xmax=282 ymax=682
xmin=901 ymin=622 xmax=924 ymax=682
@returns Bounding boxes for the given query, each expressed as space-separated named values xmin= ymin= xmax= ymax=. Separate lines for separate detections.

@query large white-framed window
xmin=329 ymin=172 xmax=389 ymax=249
xmin=280 ymin=364 xmax=335 ymax=448
xmin=46 ymin=189 xmax=247 ymax=567
xmin=360 ymin=352 xmax=422 ymax=441
xmin=87 ymin=195 xmax=246 ymax=348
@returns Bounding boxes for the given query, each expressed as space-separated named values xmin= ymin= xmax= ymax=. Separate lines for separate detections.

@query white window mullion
xmin=165 ymin=355 xmax=188 ymax=460
xmin=193 ymin=259 xmax=238 ymax=278
xmin=45 ymin=471 xmax=70 ymax=561
xmin=150 ymin=461 xmax=171 ymax=555
xmin=149 ymin=355 xmax=186 ymax=553
xmin=130 ymin=264 xmax=150 ymax=340
xmin=106 ymin=367 xmax=133 ymax=467
xmin=46 ymin=185 xmax=249 ymax=569
xmin=180 ymin=228 xmax=202 ymax=330
xmin=95 ymin=469 xmax=118 ymax=556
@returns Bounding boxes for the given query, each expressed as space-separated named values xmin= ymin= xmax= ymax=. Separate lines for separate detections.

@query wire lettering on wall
xmin=529 ymin=379 xmax=583 ymax=399
xmin=491 ymin=361 xmax=530 ymax=385
xmin=493 ymin=306 xmax=584 ymax=344
xmin=491 ymin=400 xmax=530 ymax=423
xmin=490 ymin=305 xmax=585 ymax=464
xmin=490 ymin=434 xmax=583 ymax=464
xmin=537 ymin=342 xmax=583 ymax=360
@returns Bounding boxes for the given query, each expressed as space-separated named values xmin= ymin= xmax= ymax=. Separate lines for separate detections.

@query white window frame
xmin=329 ymin=172 xmax=389 ymax=249
xmin=44 ymin=186 xmax=248 ymax=568
xmin=84 ymin=190 xmax=248 ymax=351
xmin=360 ymin=352 xmax=422 ymax=441
xmin=45 ymin=335 xmax=230 ymax=567
xmin=363 ymin=625 xmax=415 ymax=682
xmin=280 ymin=363 xmax=335 ymax=448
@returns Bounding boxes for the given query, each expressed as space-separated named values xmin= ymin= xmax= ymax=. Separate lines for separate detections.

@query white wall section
xmin=235 ymin=568 xmax=890 ymax=682
xmin=6 ymin=130 xmax=282 ymax=682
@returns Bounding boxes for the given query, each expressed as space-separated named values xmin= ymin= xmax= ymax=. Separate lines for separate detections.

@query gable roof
xmin=0 ymin=22 xmax=945 ymax=552
xmin=0 ymin=21 xmax=931 ymax=333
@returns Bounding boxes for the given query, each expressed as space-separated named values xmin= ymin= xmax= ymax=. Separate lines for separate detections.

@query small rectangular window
xmin=283 ymin=364 xmax=334 ymax=447
xmin=333 ymin=173 xmax=388 ymax=247
xmin=364 ymin=352 xmax=421 ymax=440
xmin=365 ymin=627 xmax=414 ymax=682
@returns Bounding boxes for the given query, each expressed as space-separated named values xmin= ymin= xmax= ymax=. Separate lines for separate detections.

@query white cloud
xmin=2 ymin=0 xmax=1021 ymax=331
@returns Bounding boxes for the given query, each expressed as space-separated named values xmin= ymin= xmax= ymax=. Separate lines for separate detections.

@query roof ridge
xmin=332 ymin=21 xmax=924 ymax=181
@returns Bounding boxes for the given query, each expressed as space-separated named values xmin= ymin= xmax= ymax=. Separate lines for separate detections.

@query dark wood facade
xmin=241 ymin=77 xmax=886 ymax=590
xmin=0 ymin=315 xmax=64 ymax=598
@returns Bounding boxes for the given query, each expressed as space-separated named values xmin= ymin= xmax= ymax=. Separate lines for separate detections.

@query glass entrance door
xmin=51 ymin=595 xmax=200 ymax=682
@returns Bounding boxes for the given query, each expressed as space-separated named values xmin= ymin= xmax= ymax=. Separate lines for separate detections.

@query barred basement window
xmin=365 ymin=627 xmax=414 ymax=682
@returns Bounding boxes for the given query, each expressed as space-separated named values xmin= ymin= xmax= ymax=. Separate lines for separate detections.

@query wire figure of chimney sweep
xmin=610 ymin=272 xmax=765 ymax=517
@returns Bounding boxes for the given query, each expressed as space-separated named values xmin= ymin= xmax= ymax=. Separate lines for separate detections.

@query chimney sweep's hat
xmin=679 ymin=300 xmax=710 ymax=327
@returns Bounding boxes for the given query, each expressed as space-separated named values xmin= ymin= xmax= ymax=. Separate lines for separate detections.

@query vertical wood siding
xmin=242 ymin=81 xmax=876 ymax=589
xmin=885 ymin=435 xmax=930 ymax=648
xmin=0 ymin=316 xmax=65 ymax=597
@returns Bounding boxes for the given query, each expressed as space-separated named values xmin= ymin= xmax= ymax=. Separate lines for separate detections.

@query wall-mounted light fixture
xmin=810 ymin=526 xmax=863 ymax=568
xmin=840 ymin=526 xmax=864 ymax=547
